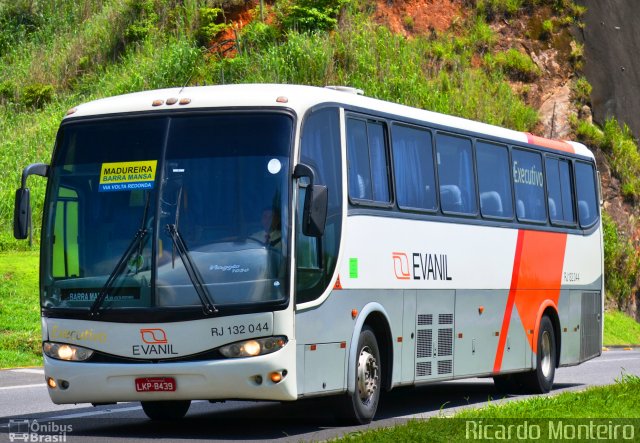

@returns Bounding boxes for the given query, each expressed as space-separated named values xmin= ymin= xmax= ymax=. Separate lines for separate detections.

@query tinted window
xmin=546 ymin=157 xmax=575 ymax=224
xmin=512 ymin=148 xmax=546 ymax=222
xmin=476 ymin=141 xmax=513 ymax=219
xmin=297 ymin=108 xmax=343 ymax=303
xmin=391 ymin=124 xmax=436 ymax=211
xmin=436 ymin=133 xmax=476 ymax=214
xmin=575 ymin=161 xmax=598 ymax=227
xmin=347 ymin=118 xmax=390 ymax=203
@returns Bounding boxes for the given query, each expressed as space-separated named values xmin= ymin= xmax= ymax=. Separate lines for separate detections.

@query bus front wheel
xmin=520 ymin=315 xmax=556 ymax=393
xmin=340 ymin=325 xmax=381 ymax=424
xmin=141 ymin=400 xmax=191 ymax=420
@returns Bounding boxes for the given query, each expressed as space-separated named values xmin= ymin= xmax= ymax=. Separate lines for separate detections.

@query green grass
xmin=604 ymin=310 xmax=640 ymax=346
xmin=0 ymin=250 xmax=41 ymax=368
xmin=336 ymin=374 xmax=640 ymax=442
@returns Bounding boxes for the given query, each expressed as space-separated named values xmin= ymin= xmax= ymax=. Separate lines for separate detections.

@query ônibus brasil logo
xmin=9 ymin=419 xmax=72 ymax=442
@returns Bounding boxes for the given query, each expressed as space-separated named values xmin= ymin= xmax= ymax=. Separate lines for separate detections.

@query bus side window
xmin=512 ymin=148 xmax=546 ymax=223
xmin=52 ymin=186 xmax=80 ymax=278
xmin=435 ymin=133 xmax=477 ymax=215
xmin=476 ymin=141 xmax=513 ymax=219
xmin=391 ymin=124 xmax=437 ymax=211
xmin=575 ymin=161 xmax=598 ymax=227
xmin=347 ymin=117 xmax=391 ymax=204
xmin=545 ymin=157 xmax=576 ymax=225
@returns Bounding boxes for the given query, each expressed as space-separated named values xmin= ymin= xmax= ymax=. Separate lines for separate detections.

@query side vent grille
xmin=580 ymin=292 xmax=602 ymax=361
xmin=417 ymin=329 xmax=433 ymax=358
xmin=438 ymin=360 xmax=452 ymax=375
xmin=415 ymin=310 xmax=454 ymax=378
xmin=416 ymin=361 xmax=432 ymax=377
xmin=438 ymin=328 xmax=453 ymax=357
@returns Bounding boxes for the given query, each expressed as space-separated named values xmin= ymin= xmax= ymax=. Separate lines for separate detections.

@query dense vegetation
xmin=0 ymin=0 xmax=639 ymax=309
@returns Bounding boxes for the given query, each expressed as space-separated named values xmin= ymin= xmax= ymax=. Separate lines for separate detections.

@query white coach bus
xmin=14 ymin=84 xmax=602 ymax=423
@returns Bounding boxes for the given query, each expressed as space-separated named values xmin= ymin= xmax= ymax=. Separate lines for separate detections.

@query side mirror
xmin=293 ymin=163 xmax=328 ymax=237
xmin=14 ymin=163 xmax=49 ymax=242
xmin=302 ymin=184 xmax=328 ymax=237
xmin=14 ymin=188 xmax=31 ymax=240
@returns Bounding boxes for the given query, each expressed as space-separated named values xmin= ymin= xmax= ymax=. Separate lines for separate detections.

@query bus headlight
xmin=43 ymin=342 xmax=94 ymax=361
xmin=219 ymin=336 xmax=287 ymax=358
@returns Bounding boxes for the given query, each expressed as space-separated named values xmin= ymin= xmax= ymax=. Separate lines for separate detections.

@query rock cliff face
xmin=577 ymin=0 xmax=640 ymax=139
xmin=576 ymin=0 xmax=640 ymax=317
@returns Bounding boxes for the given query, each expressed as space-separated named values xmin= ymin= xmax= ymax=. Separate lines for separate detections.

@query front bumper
xmin=44 ymin=340 xmax=297 ymax=404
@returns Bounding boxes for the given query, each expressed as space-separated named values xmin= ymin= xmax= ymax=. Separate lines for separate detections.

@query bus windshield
xmin=42 ymin=112 xmax=292 ymax=315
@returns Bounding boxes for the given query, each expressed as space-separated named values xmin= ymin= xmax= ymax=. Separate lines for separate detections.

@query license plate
xmin=135 ymin=377 xmax=176 ymax=392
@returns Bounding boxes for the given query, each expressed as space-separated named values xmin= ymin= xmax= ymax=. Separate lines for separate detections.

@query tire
xmin=141 ymin=400 xmax=191 ymax=421
xmin=519 ymin=315 xmax=556 ymax=393
xmin=339 ymin=326 xmax=382 ymax=424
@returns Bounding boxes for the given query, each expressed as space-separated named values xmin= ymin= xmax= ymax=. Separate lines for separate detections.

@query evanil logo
xmin=392 ymin=252 xmax=452 ymax=281
xmin=132 ymin=328 xmax=178 ymax=356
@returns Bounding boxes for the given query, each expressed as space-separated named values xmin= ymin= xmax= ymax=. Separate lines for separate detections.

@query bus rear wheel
xmin=340 ymin=325 xmax=381 ymax=424
xmin=141 ymin=400 xmax=191 ymax=421
xmin=520 ymin=315 xmax=556 ymax=394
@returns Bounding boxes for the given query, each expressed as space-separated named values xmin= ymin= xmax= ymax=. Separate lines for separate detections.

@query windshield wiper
xmin=89 ymin=229 xmax=147 ymax=317
xmin=166 ymin=223 xmax=218 ymax=315
xmin=89 ymin=192 xmax=151 ymax=318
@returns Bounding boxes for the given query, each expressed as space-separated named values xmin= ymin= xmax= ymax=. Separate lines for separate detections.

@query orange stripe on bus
xmin=525 ymin=133 xmax=574 ymax=154
xmin=493 ymin=230 xmax=567 ymax=373
xmin=493 ymin=230 xmax=524 ymax=373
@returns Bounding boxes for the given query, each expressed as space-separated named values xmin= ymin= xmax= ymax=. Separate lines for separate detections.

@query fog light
xmin=47 ymin=377 xmax=57 ymax=389
xmin=60 ymin=380 xmax=70 ymax=390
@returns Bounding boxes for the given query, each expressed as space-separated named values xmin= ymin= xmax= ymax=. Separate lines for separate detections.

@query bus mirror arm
xmin=14 ymin=163 xmax=49 ymax=242
xmin=293 ymin=163 xmax=328 ymax=237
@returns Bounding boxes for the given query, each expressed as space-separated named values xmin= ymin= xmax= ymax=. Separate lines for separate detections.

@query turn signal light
xmin=47 ymin=377 xmax=57 ymax=389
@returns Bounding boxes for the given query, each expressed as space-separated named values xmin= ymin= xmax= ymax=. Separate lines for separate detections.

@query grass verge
xmin=0 ymin=250 xmax=41 ymax=368
xmin=336 ymin=374 xmax=640 ymax=442
xmin=604 ymin=310 xmax=640 ymax=346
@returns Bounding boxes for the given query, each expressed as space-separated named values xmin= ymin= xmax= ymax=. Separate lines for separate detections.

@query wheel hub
xmin=357 ymin=346 xmax=379 ymax=404
xmin=541 ymin=330 xmax=552 ymax=378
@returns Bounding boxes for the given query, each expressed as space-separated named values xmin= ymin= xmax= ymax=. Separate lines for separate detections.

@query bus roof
xmin=65 ymin=83 xmax=593 ymax=158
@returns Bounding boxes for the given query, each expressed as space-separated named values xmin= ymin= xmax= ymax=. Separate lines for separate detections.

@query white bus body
xmin=16 ymin=84 xmax=603 ymax=423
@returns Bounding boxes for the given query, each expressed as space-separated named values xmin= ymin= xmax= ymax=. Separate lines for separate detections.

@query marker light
xmin=43 ymin=342 xmax=94 ymax=361
xmin=47 ymin=377 xmax=57 ymax=389
xmin=219 ymin=336 xmax=287 ymax=359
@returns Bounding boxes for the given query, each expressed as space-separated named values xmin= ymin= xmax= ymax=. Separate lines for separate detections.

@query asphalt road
xmin=0 ymin=349 xmax=638 ymax=442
